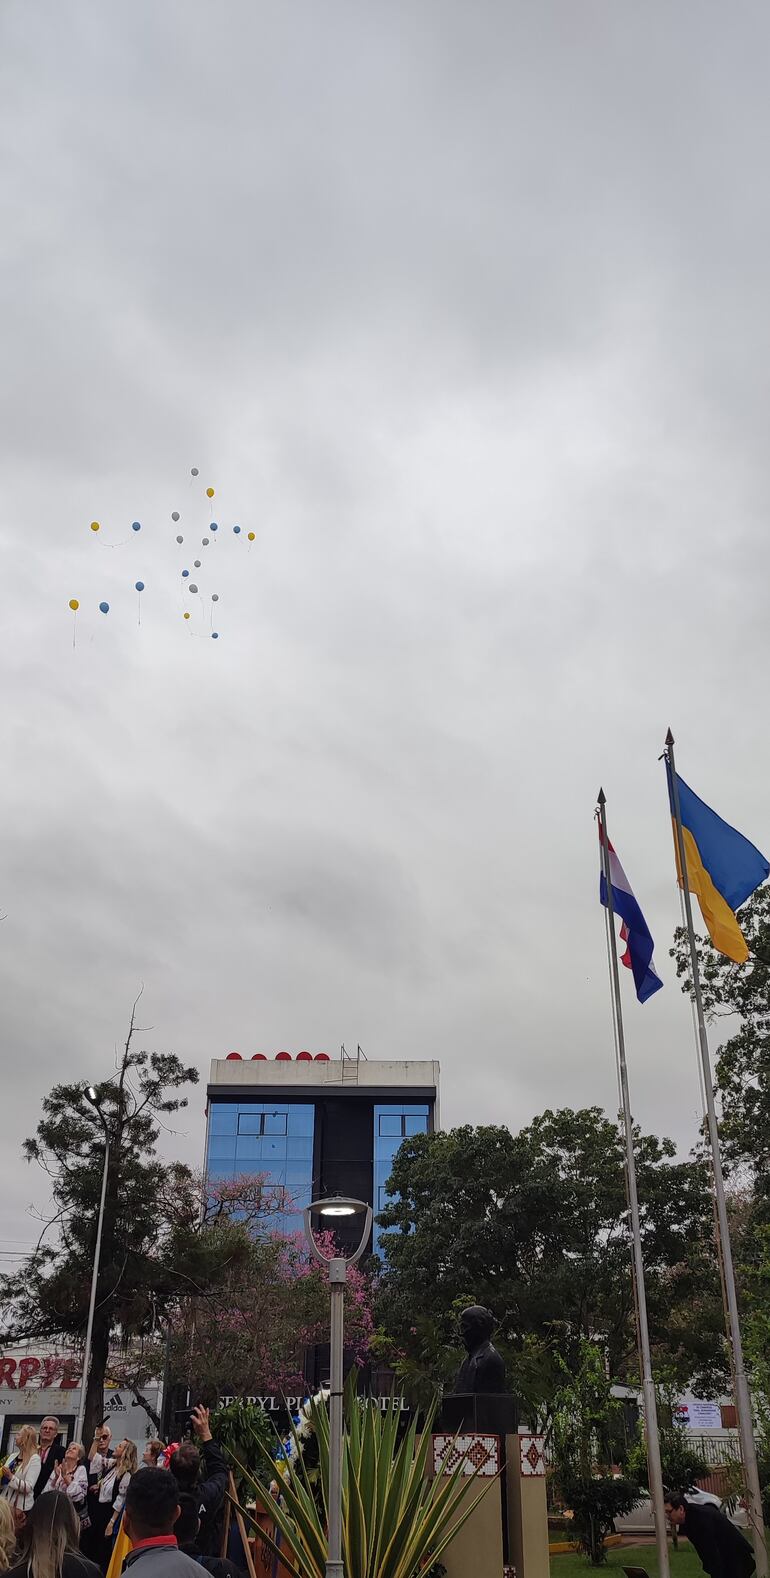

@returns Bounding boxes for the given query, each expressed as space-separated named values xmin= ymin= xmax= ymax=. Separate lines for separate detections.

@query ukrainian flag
xmin=666 ymin=763 xmax=769 ymax=962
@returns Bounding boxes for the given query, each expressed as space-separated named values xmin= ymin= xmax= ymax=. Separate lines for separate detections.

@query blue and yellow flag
xmin=666 ymin=764 xmax=769 ymax=962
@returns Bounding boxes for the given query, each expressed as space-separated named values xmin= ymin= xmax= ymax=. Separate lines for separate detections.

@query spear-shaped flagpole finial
xmin=665 ymin=727 xmax=674 ymax=748
xmin=597 ymin=786 xmax=606 ymax=806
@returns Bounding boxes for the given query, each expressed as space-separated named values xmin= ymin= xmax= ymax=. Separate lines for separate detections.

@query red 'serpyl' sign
xmin=0 ymin=1356 xmax=81 ymax=1390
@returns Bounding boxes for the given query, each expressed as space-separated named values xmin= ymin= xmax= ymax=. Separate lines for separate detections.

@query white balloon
xmin=211 ymin=593 xmax=219 ymax=603
xmin=189 ymin=584 xmax=198 ymax=593
xmin=202 ymin=538 xmax=209 ymax=546
xmin=191 ymin=467 xmax=199 ymax=476
xmin=176 ymin=535 xmax=183 ymax=544
xmin=194 ymin=560 xmax=201 ymax=568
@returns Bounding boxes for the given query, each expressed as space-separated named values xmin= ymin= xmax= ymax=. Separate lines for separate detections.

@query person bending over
xmin=664 ymin=1493 xmax=756 ymax=1578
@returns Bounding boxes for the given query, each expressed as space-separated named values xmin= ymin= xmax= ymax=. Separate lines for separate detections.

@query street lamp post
xmin=75 ymin=1086 xmax=110 ymax=1444
xmin=303 ymin=1195 xmax=372 ymax=1578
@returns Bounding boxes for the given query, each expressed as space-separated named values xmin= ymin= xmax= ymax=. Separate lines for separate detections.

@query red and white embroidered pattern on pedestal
xmin=431 ymin=1433 xmax=500 ymax=1477
xmin=519 ymin=1434 xmax=546 ymax=1476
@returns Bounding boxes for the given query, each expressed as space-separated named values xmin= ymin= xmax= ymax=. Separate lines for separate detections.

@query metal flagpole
xmin=597 ymin=790 xmax=671 ymax=1578
xmin=665 ymin=730 xmax=767 ymax=1578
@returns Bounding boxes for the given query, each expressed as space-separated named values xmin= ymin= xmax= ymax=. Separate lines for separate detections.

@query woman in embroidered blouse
xmin=102 ymin=1441 xmax=138 ymax=1547
xmin=47 ymin=1443 xmax=88 ymax=1507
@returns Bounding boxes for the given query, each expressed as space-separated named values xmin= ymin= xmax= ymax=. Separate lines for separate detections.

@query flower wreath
xmin=275 ymin=1388 xmax=330 ymax=1475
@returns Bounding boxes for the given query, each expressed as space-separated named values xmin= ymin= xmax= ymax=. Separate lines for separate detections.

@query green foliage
xmin=627 ymin=1382 xmax=708 ymax=1494
xmin=376 ymin=1110 xmax=725 ymax=1410
xmin=551 ymin=1341 xmax=625 ymax=1478
xmin=235 ymin=1391 xmax=492 ymax=1578
xmin=671 ymin=887 xmax=770 ymax=1199
xmin=671 ymin=888 xmax=770 ymax=1420
xmin=558 ymin=1476 xmax=640 ymax=1567
xmin=210 ymin=1399 xmax=272 ymax=1501
xmin=550 ymin=1341 xmax=640 ymax=1566
xmin=0 ymin=1002 xmax=274 ymax=1440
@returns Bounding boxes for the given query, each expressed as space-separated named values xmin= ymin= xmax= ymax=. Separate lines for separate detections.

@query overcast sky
xmin=1 ymin=1 xmax=768 ymax=1259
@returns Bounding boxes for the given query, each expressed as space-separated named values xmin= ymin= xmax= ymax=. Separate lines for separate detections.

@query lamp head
xmin=303 ymin=1195 xmax=372 ymax=1266
xmin=86 ymin=1086 xmax=98 ymax=1104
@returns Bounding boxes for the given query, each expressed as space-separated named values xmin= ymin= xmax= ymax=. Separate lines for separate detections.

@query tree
xmin=376 ymin=1110 xmax=726 ymax=1411
xmin=671 ymin=889 xmax=770 ymax=1431
xmin=163 ymin=1227 xmax=375 ymax=1402
xmin=0 ymin=1002 xmax=274 ymax=1442
xmin=551 ymin=1341 xmax=640 ymax=1565
xmin=627 ymin=1379 xmax=708 ymax=1494
xmin=671 ymin=887 xmax=770 ymax=1204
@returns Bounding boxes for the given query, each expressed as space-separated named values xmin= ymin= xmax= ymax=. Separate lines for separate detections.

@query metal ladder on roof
xmin=336 ymin=1043 xmax=366 ymax=1084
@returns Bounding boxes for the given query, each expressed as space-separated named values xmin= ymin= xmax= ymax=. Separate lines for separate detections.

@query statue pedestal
xmin=506 ymin=1433 xmax=549 ymax=1578
xmin=429 ymin=1428 xmax=549 ymax=1578
xmin=439 ymin=1391 xmax=518 ymax=1435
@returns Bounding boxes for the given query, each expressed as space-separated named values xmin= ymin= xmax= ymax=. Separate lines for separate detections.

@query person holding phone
xmin=168 ymin=1408 xmax=227 ymax=1558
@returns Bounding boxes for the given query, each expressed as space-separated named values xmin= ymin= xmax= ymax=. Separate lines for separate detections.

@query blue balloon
xmin=210 ymin=522 xmax=218 ymax=532
xmin=212 ymin=632 xmax=219 ymax=640
xmin=131 ymin=521 xmax=141 ymax=532
xmin=99 ymin=602 xmax=109 ymax=614
xmin=135 ymin=581 xmax=144 ymax=592
xmin=233 ymin=525 xmax=241 ymax=534
xmin=182 ymin=569 xmax=189 ymax=578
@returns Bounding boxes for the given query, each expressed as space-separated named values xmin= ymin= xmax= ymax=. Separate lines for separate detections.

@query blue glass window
xmin=209 ymin=1105 xmax=238 ymax=1136
xmin=206 ymin=1101 xmax=315 ymax=1236
xmin=373 ymin=1103 xmax=430 ymax=1256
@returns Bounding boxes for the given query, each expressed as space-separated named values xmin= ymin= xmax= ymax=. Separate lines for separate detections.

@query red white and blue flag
xmin=599 ymin=826 xmax=663 ymax=1004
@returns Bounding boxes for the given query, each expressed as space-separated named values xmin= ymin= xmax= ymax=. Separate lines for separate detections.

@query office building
xmin=205 ymin=1051 xmax=440 ymax=1254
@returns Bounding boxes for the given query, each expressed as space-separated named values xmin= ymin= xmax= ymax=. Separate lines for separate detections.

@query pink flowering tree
xmin=159 ymin=1199 xmax=376 ymax=1401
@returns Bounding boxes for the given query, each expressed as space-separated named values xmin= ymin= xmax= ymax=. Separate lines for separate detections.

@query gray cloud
xmin=1 ymin=0 xmax=769 ymax=1251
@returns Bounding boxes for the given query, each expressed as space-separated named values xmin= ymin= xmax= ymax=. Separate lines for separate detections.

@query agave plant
xmin=233 ymin=1392 xmax=493 ymax=1578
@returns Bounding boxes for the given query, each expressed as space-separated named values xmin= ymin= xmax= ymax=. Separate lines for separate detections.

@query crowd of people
xmin=0 ymin=1408 xmax=240 ymax=1578
xmin=0 ymin=1405 xmax=761 ymax=1578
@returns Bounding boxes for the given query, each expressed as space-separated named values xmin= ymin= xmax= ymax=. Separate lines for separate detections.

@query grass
xmin=551 ymin=1543 xmax=705 ymax=1578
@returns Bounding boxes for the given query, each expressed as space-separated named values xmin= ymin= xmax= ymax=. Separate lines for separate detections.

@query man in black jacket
xmin=174 ymin=1493 xmax=245 ymax=1578
xmin=170 ymin=1407 xmax=228 ymax=1558
xmin=665 ymin=1493 xmax=757 ymax=1578
xmin=33 ymin=1415 xmax=65 ymax=1499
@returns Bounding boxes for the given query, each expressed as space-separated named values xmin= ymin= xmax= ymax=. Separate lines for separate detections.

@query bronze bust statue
xmin=453 ymin=1304 xmax=506 ymax=1394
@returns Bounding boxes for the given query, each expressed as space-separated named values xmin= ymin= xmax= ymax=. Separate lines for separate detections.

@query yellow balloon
xmin=206 ymin=487 xmax=215 ymax=498
xmin=183 ymin=612 xmax=190 ymax=620
xmin=247 ymin=531 xmax=255 ymax=541
xmin=69 ymin=599 xmax=79 ymax=611
xmin=90 ymin=521 xmax=100 ymax=532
